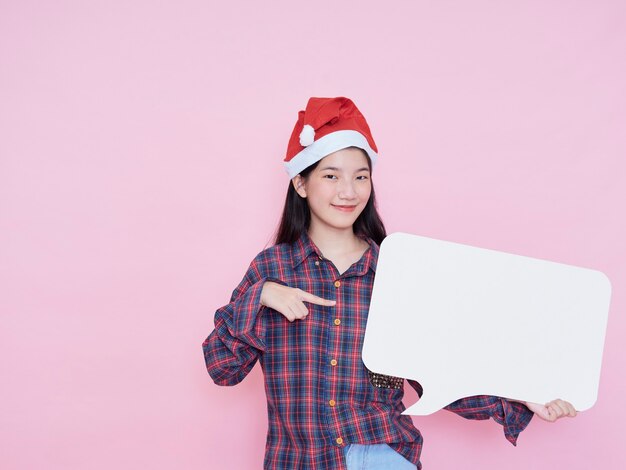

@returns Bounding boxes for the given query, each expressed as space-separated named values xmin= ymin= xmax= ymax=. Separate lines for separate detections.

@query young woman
xmin=202 ymin=97 xmax=576 ymax=470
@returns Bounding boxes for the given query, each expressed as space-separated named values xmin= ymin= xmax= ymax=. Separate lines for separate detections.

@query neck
xmin=307 ymin=223 xmax=363 ymax=258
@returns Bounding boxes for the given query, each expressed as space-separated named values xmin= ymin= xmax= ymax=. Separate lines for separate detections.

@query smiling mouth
xmin=332 ymin=204 xmax=357 ymax=212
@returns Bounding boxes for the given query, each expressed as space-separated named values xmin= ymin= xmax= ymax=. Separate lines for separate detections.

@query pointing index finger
xmin=299 ymin=290 xmax=336 ymax=306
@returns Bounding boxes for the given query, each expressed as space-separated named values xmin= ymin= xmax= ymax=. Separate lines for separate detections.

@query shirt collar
xmin=291 ymin=231 xmax=379 ymax=274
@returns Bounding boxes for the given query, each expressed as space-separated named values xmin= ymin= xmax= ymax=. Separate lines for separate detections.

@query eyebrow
xmin=319 ymin=166 xmax=370 ymax=172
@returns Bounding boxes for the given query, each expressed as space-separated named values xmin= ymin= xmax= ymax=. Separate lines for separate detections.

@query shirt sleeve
xmin=407 ymin=379 xmax=423 ymax=397
xmin=202 ymin=256 xmax=285 ymax=386
xmin=443 ymin=395 xmax=534 ymax=445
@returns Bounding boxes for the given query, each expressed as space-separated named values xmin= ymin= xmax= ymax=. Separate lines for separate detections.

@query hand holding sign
xmin=525 ymin=399 xmax=577 ymax=421
xmin=362 ymin=233 xmax=611 ymax=416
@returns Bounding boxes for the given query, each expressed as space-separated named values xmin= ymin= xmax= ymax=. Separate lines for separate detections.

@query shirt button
xmin=315 ymin=261 xmax=320 ymax=266
xmin=334 ymin=318 xmax=341 ymax=326
xmin=329 ymin=399 xmax=336 ymax=407
xmin=334 ymin=280 xmax=341 ymax=288
xmin=330 ymin=359 xmax=337 ymax=366
xmin=336 ymin=437 xmax=343 ymax=445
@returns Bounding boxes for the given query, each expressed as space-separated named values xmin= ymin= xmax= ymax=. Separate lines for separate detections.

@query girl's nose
xmin=338 ymin=180 xmax=357 ymax=199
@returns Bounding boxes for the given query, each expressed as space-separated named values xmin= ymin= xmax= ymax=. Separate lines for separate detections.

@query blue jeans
xmin=343 ymin=443 xmax=417 ymax=470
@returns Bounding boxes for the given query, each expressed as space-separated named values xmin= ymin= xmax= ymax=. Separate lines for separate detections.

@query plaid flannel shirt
xmin=203 ymin=231 xmax=533 ymax=469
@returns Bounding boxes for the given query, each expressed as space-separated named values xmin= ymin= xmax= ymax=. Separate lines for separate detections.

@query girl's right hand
xmin=260 ymin=281 xmax=336 ymax=322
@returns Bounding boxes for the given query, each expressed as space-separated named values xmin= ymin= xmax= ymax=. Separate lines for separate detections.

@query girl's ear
xmin=292 ymin=175 xmax=307 ymax=198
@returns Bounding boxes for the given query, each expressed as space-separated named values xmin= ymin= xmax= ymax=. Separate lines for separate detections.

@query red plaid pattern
xmin=203 ymin=231 xmax=533 ymax=469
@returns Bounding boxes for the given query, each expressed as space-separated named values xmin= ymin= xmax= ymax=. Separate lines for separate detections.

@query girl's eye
xmin=323 ymin=174 xmax=338 ymax=180
xmin=356 ymin=175 xmax=369 ymax=180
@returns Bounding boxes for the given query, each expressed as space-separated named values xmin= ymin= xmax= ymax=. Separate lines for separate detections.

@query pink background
xmin=1 ymin=1 xmax=625 ymax=469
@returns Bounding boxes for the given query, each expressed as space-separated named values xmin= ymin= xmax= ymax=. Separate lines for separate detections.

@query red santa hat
xmin=283 ymin=97 xmax=379 ymax=178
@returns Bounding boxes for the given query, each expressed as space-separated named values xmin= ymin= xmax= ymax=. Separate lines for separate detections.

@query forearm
xmin=202 ymin=255 xmax=283 ymax=385
xmin=202 ymin=319 xmax=261 ymax=386
xmin=445 ymin=395 xmax=534 ymax=445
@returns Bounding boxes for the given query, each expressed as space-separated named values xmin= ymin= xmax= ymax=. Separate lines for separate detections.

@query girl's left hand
xmin=524 ymin=399 xmax=577 ymax=422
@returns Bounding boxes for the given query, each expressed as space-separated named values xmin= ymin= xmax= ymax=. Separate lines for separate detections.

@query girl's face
xmin=292 ymin=147 xmax=372 ymax=234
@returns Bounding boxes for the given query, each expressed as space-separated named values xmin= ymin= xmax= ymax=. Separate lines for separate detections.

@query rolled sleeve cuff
xmin=231 ymin=277 xmax=286 ymax=351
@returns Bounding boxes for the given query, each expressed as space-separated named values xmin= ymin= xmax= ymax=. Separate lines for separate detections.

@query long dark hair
xmin=273 ymin=147 xmax=387 ymax=246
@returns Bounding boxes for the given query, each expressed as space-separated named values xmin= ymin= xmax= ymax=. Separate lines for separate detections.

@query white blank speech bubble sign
xmin=362 ymin=232 xmax=611 ymax=416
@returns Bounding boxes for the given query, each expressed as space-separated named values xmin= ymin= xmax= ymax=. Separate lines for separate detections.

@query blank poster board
xmin=361 ymin=232 xmax=611 ymax=416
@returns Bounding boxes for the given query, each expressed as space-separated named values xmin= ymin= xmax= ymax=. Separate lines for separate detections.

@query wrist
xmin=260 ymin=280 xmax=276 ymax=307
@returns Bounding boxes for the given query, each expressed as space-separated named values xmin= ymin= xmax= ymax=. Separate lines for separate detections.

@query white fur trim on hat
xmin=284 ymin=129 xmax=378 ymax=178
xmin=299 ymin=124 xmax=315 ymax=146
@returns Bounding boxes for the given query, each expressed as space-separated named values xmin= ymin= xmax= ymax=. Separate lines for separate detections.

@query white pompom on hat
xmin=299 ymin=124 xmax=315 ymax=147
